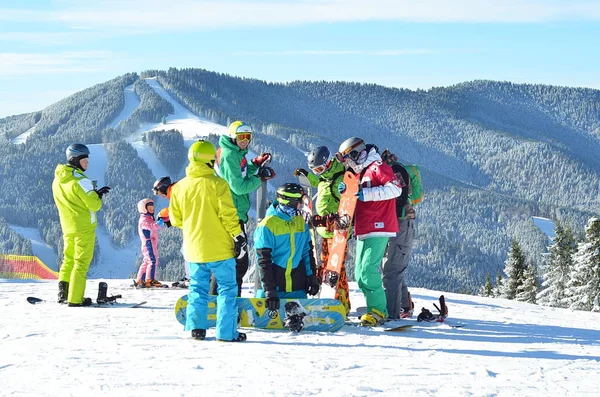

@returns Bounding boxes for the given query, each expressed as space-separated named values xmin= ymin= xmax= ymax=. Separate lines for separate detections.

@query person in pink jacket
xmin=337 ymin=137 xmax=403 ymax=326
xmin=135 ymin=198 xmax=165 ymax=288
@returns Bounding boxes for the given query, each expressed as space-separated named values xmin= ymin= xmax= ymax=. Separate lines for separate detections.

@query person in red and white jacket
xmin=337 ymin=137 xmax=403 ymax=326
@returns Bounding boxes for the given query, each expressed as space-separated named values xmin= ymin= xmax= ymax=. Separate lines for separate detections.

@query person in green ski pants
xmin=52 ymin=144 xmax=110 ymax=306
xmin=336 ymin=137 xmax=402 ymax=326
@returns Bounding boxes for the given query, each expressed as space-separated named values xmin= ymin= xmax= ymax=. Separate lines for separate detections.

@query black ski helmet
xmin=308 ymin=146 xmax=333 ymax=175
xmin=276 ymin=183 xmax=305 ymax=209
xmin=338 ymin=137 xmax=367 ymax=165
xmin=152 ymin=176 xmax=172 ymax=195
xmin=66 ymin=143 xmax=90 ymax=170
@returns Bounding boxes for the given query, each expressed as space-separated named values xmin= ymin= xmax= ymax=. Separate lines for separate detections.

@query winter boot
xmin=68 ymin=297 xmax=93 ymax=307
xmin=191 ymin=329 xmax=206 ymax=340
xmin=58 ymin=281 xmax=69 ymax=304
xmin=217 ymin=332 xmax=247 ymax=342
xmin=359 ymin=308 xmax=386 ymax=327
xmin=400 ymin=291 xmax=415 ymax=319
xmin=97 ymin=282 xmax=108 ymax=304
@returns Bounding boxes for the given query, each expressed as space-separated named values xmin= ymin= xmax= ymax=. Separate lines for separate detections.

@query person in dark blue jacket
xmin=253 ymin=183 xmax=321 ymax=311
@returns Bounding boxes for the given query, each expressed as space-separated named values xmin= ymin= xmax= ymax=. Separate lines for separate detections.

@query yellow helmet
xmin=188 ymin=140 xmax=216 ymax=163
xmin=228 ymin=120 xmax=253 ymax=139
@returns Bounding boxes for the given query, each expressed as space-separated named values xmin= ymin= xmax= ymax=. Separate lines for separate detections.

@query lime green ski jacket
xmin=52 ymin=164 xmax=102 ymax=234
xmin=306 ymin=159 xmax=346 ymax=239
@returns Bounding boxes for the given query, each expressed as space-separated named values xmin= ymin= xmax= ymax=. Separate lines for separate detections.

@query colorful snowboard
xmin=174 ymin=295 xmax=347 ymax=332
xmin=324 ymin=171 xmax=358 ymax=275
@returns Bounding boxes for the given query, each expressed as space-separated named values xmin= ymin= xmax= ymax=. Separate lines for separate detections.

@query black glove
xmin=293 ymin=168 xmax=308 ymax=177
xmin=257 ymin=167 xmax=276 ymax=182
xmin=306 ymin=274 xmax=321 ymax=296
xmin=95 ymin=186 xmax=111 ymax=199
xmin=265 ymin=290 xmax=280 ymax=311
xmin=233 ymin=232 xmax=247 ymax=260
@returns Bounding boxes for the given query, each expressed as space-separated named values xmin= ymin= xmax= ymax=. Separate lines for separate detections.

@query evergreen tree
xmin=516 ymin=263 xmax=538 ymax=303
xmin=493 ymin=272 xmax=503 ymax=298
xmin=537 ymin=221 xmax=576 ymax=307
xmin=501 ymin=239 xmax=527 ymax=300
xmin=479 ymin=273 xmax=494 ymax=297
xmin=565 ymin=217 xmax=600 ymax=311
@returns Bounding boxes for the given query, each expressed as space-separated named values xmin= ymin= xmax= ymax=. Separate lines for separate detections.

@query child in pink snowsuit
xmin=135 ymin=198 xmax=164 ymax=288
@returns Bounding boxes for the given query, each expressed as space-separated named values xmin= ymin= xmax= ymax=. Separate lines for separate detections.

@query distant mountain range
xmin=1 ymin=68 xmax=599 ymax=292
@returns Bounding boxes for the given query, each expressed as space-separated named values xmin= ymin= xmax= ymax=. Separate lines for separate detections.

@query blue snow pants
xmin=185 ymin=258 xmax=239 ymax=341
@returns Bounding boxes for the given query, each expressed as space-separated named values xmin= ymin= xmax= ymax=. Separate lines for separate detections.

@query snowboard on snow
xmin=174 ymin=295 xmax=347 ymax=332
xmin=26 ymin=296 xmax=147 ymax=308
xmin=354 ymin=296 xmax=464 ymax=330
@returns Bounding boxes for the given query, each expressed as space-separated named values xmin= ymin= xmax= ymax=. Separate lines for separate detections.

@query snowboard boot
xmin=133 ymin=279 xmax=145 ymax=288
xmin=359 ymin=308 xmax=387 ymax=327
xmin=145 ymin=279 xmax=165 ymax=288
xmin=191 ymin=329 xmax=206 ymax=340
xmin=58 ymin=281 xmax=69 ymax=304
xmin=97 ymin=282 xmax=108 ymax=304
xmin=68 ymin=297 xmax=93 ymax=307
xmin=218 ymin=332 xmax=247 ymax=342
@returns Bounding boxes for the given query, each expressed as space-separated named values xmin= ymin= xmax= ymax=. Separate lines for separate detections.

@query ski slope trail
xmin=108 ymin=83 xmax=140 ymax=129
xmin=1 ymin=281 xmax=599 ymax=396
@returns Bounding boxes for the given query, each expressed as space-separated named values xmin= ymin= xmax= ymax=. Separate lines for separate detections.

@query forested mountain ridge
xmin=1 ymin=68 xmax=598 ymax=292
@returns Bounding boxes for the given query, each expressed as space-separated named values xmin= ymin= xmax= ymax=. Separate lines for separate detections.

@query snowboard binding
xmin=96 ymin=282 xmax=122 ymax=304
xmin=283 ymin=301 xmax=307 ymax=333
xmin=417 ymin=295 xmax=448 ymax=323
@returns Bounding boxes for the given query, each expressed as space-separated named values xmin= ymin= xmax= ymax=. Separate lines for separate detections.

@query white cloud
xmin=234 ymin=49 xmax=436 ymax=56
xmin=0 ymin=51 xmax=123 ymax=76
xmin=1 ymin=0 xmax=600 ymax=33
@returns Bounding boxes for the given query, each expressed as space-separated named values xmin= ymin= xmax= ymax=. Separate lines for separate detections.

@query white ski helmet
xmin=137 ymin=198 xmax=154 ymax=214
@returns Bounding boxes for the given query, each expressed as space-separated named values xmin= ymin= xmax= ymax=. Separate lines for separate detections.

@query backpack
xmin=400 ymin=162 xmax=423 ymax=206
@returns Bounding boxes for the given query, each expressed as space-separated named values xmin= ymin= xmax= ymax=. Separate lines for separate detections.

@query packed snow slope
xmin=1 ymin=280 xmax=599 ymax=397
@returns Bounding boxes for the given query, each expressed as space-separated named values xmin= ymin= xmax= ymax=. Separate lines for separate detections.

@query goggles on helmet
xmin=310 ymin=154 xmax=334 ymax=175
xmin=236 ymin=132 xmax=252 ymax=142
xmin=336 ymin=148 xmax=365 ymax=164
xmin=277 ymin=190 xmax=305 ymax=209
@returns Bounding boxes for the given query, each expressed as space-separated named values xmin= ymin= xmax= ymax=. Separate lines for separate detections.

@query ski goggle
xmin=310 ymin=155 xmax=334 ymax=175
xmin=335 ymin=150 xmax=361 ymax=163
xmin=236 ymin=133 xmax=252 ymax=142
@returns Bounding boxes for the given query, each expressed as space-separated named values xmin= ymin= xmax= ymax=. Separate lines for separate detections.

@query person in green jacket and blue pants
xmin=52 ymin=144 xmax=110 ymax=306
xmin=210 ymin=120 xmax=276 ymax=296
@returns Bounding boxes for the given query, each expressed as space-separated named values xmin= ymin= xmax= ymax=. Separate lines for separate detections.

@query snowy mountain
xmin=3 ymin=70 xmax=600 ymax=292
xmin=2 ymin=279 xmax=599 ymax=396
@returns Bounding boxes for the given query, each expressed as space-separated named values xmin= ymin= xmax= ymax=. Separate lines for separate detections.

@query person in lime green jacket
xmin=211 ymin=121 xmax=275 ymax=296
xmin=52 ymin=144 xmax=110 ymax=306
xmin=169 ymin=140 xmax=247 ymax=342
xmin=293 ymin=146 xmax=350 ymax=313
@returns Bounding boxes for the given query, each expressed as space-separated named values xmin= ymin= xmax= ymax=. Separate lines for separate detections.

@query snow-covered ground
xmin=533 ymin=216 xmax=556 ymax=242
xmin=1 ymin=280 xmax=599 ymax=397
xmin=11 ymin=124 xmax=37 ymax=145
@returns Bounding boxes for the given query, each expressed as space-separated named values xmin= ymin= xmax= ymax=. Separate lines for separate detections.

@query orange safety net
xmin=0 ymin=254 xmax=58 ymax=280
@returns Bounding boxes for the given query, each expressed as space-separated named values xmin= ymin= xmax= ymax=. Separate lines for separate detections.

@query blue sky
xmin=1 ymin=0 xmax=599 ymax=117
